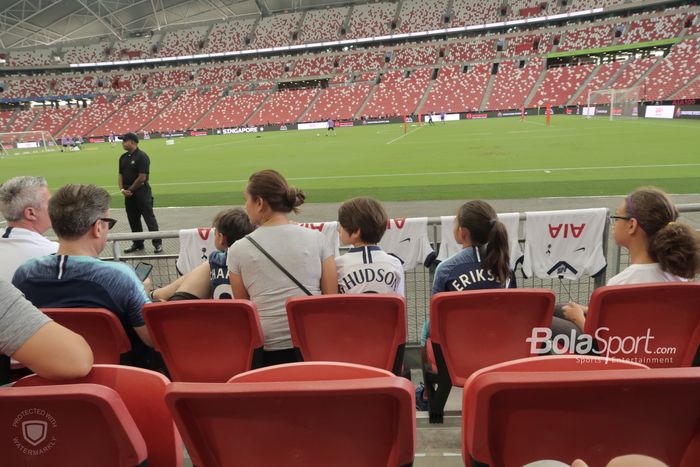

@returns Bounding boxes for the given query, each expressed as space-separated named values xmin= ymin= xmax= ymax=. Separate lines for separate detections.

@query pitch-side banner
xmin=645 ymin=105 xmax=675 ymax=119
xmin=423 ymin=113 xmax=460 ymax=122
xmin=297 ymin=122 xmax=328 ymax=131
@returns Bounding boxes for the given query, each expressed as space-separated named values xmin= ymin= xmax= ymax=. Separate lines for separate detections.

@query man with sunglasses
xmin=12 ymin=184 xmax=156 ymax=368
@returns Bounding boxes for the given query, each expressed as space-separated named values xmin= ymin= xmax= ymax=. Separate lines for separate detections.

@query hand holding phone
xmin=135 ymin=262 xmax=153 ymax=282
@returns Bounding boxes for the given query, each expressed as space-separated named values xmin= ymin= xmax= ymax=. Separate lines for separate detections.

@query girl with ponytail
xmin=563 ymin=187 xmax=700 ymax=329
xmin=228 ymin=169 xmax=337 ymax=366
xmin=420 ymin=200 xmax=515 ymax=346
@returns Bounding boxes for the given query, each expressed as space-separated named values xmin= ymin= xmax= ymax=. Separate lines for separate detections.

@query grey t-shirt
xmin=0 ymin=280 xmax=51 ymax=356
xmin=228 ymin=224 xmax=333 ymax=350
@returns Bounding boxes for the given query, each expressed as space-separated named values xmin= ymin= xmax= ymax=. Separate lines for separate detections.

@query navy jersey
xmin=209 ymin=251 xmax=232 ymax=299
xmin=432 ymin=246 xmax=515 ymax=294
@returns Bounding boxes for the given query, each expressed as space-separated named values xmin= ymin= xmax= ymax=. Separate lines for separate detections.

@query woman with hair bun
xmin=563 ymin=187 xmax=700 ymax=329
xmin=228 ymin=170 xmax=337 ymax=366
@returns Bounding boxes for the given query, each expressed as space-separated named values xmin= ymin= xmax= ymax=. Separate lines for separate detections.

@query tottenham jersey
xmin=176 ymin=227 xmax=217 ymax=275
xmin=336 ymin=246 xmax=405 ymax=296
xmin=378 ymin=217 xmax=434 ymax=271
xmin=522 ymin=208 xmax=607 ymax=279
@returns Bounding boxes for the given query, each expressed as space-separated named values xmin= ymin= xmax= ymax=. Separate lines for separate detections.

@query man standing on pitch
xmin=118 ymin=132 xmax=163 ymax=254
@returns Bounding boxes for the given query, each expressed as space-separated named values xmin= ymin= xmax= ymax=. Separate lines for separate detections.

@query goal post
xmin=0 ymin=131 xmax=61 ymax=157
xmin=586 ymin=86 xmax=641 ymax=120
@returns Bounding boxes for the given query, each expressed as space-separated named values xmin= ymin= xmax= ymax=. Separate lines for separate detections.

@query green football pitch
xmin=2 ymin=116 xmax=699 ymax=207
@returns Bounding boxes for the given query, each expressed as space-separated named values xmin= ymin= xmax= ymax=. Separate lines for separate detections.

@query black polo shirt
xmin=119 ymin=147 xmax=150 ymax=188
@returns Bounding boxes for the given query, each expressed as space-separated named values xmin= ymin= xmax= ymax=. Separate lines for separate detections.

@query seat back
xmin=16 ymin=365 xmax=182 ymax=467
xmin=229 ymin=362 xmax=414 ymax=466
xmin=430 ymin=289 xmax=555 ymax=386
xmin=41 ymin=308 xmax=130 ymax=364
xmin=286 ymin=294 xmax=406 ymax=374
xmin=0 ymin=383 xmax=147 ymax=467
xmin=463 ymin=368 xmax=700 ymax=467
xmin=166 ymin=370 xmax=415 ymax=467
xmin=584 ymin=283 xmax=700 ymax=367
xmin=142 ymin=300 xmax=264 ymax=382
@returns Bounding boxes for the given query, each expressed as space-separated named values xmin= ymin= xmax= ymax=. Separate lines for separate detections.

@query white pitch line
xmin=98 ymin=162 xmax=700 ymax=190
xmin=386 ymin=126 xmax=424 ymax=144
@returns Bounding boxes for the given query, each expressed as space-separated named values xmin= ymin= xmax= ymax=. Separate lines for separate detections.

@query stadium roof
xmin=0 ymin=0 xmax=373 ymax=49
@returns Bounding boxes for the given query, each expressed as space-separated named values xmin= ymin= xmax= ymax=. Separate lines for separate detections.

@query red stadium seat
xmin=425 ymin=289 xmax=555 ymax=423
xmin=15 ymin=364 xmax=182 ymax=467
xmin=0 ymin=383 xmax=147 ymax=467
xmin=41 ymin=308 xmax=131 ymax=364
xmin=227 ymin=362 xmax=415 ymax=467
xmin=583 ymin=283 xmax=700 ymax=367
xmin=142 ymin=299 xmax=264 ymax=382
xmin=166 ymin=362 xmax=416 ymax=467
xmin=463 ymin=367 xmax=700 ymax=466
xmin=286 ymin=294 xmax=406 ymax=374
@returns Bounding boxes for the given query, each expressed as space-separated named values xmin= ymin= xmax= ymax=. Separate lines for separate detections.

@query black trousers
xmin=124 ymin=185 xmax=161 ymax=247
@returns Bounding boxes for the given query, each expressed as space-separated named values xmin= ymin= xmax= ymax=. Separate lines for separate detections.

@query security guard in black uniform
xmin=118 ymin=132 xmax=163 ymax=253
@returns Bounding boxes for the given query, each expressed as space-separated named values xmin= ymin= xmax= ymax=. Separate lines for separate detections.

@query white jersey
xmin=607 ymin=263 xmax=686 ymax=286
xmin=176 ymin=227 xmax=217 ymax=275
xmin=437 ymin=212 xmax=522 ymax=270
xmin=298 ymin=221 xmax=339 ymax=257
xmin=336 ymin=246 xmax=405 ymax=296
xmin=522 ymin=208 xmax=607 ymax=280
xmin=378 ymin=217 xmax=434 ymax=271
xmin=0 ymin=227 xmax=58 ymax=283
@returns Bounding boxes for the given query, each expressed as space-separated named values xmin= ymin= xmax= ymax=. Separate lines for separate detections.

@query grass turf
xmin=2 ymin=116 xmax=698 ymax=207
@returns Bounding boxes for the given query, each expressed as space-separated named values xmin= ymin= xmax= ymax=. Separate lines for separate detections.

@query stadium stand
xmin=571 ymin=60 xmax=625 ymax=105
xmin=345 ymin=2 xmax=398 ymax=39
xmin=55 ymin=76 xmax=96 ymax=96
xmin=4 ymin=109 xmax=37 ymax=134
xmin=557 ymin=24 xmax=615 ymax=52
xmin=157 ymin=27 xmax=208 ymax=57
xmin=28 ymin=107 xmax=81 ymax=136
xmin=392 ymin=46 xmax=440 ymax=68
xmin=396 ymin=0 xmax=448 ymax=33
xmin=620 ymin=14 xmax=687 ymax=44
xmin=421 ymin=64 xmax=491 ymax=113
xmin=5 ymin=78 xmax=50 ymax=99
xmin=92 ymin=90 xmax=176 ymax=136
xmin=487 ymin=58 xmax=544 ymax=110
xmin=505 ymin=33 xmax=554 ymax=57
xmin=203 ymin=19 xmax=257 ymax=53
xmin=673 ymin=75 xmax=700 ymax=100
xmin=642 ymin=39 xmax=700 ymax=100
xmin=145 ymin=87 xmax=222 ymax=133
xmin=299 ymin=7 xmax=349 ymax=43
xmin=288 ymin=55 xmax=336 ymax=78
xmin=303 ymin=83 xmax=373 ymax=121
xmin=61 ymin=43 xmax=108 ymax=64
xmin=147 ymin=68 xmax=194 ymax=90
xmin=338 ymin=51 xmax=387 ymax=73
xmin=108 ymin=36 xmax=158 ymax=61
xmin=253 ymin=12 xmax=303 ymax=48
xmin=607 ymin=56 xmax=659 ymax=91
xmin=450 ymin=0 xmax=502 ymax=27
xmin=241 ymin=60 xmax=286 ymax=81
xmin=362 ymin=68 xmax=433 ymax=117
xmin=196 ymin=92 xmax=267 ymax=129
xmin=529 ymin=63 xmax=597 ymax=107
xmin=197 ymin=64 xmax=242 ymax=86
xmin=444 ymin=40 xmax=498 ymax=63
xmin=248 ymin=88 xmax=319 ymax=125
xmin=60 ymin=95 xmax=129 ymax=137
xmin=8 ymin=49 xmax=54 ymax=67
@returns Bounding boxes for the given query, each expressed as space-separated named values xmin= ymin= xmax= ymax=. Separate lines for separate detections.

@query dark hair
xmin=457 ymin=200 xmax=510 ymax=284
xmin=247 ymin=169 xmax=305 ymax=214
xmin=338 ymin=197 xmax=388 ymax=244
xmin=626 ymin=187 xmax=700 ymax=279
xmin=213 ymin=208 xmax=255 ymax=247
xmin=49 ymin=184 xmax=110 ymax=239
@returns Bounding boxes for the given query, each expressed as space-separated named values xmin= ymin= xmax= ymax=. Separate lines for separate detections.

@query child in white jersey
xmin=335 ymin=197 xmax=405 ymax=296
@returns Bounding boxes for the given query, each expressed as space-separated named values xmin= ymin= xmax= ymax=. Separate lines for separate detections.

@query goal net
xmin=585 ymin=86 xmax=640 ymax=120
xmin=0 ymin=131 xmax=61 ymax=157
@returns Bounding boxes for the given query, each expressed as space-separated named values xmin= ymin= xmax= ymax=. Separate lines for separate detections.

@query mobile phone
xmin=135 ymin=262 xmax=153 ymax=282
